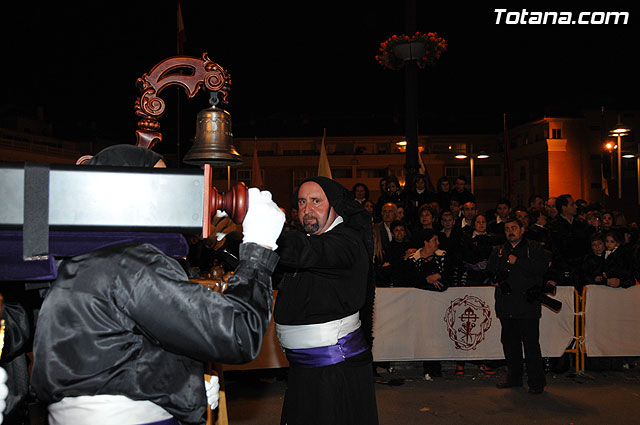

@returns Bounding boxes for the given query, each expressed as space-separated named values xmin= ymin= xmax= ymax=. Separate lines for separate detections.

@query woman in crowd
xmin=363 ymin=200 xmax=375 ymax=219
xmin=459 ymin=214 xmax=493 ymax=286
xmin=455 ymin=214 xmax=497 ymax=375
xmin=411 ymin=204 xmax=439 ymax=248
xmin=401 ymin=228 xmax=452 ymax=380
xmin=352 ymin=182 xmax=370 ymax=205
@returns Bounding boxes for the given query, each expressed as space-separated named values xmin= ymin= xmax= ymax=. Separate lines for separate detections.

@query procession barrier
xmin=582 ymin=284 xmax=640 ymax=359
xmin=221 ymin=286 xmax=579 ymax=370
xmin=220 ymin=285 xmax=640 ymax=378
xmin=370 ymin=287 xmax=577 ymax=364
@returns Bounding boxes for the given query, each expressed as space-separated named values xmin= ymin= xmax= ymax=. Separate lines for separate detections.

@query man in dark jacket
xmin=31 ymin=145 xmax=286 ymax=425
xmin=488 ymin=216 xmax=549 ymax=394
xmin=547 ymin=194 xmax=590 ymax=288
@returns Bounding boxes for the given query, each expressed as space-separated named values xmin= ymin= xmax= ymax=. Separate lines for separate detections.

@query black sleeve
xmin=123 ymin=243 xmax=279 ymax=364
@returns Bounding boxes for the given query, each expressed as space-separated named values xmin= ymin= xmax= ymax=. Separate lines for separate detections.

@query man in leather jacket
xmin=31 ymin=145 xmax=285 ymax=425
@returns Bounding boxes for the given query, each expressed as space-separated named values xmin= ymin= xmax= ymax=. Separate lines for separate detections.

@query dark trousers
xmin=499 ymin=317 xmax=546 ymax=389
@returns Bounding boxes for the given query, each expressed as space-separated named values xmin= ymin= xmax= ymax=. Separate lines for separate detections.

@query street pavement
xmin=223 ymin=360 xmax=640 ymax=425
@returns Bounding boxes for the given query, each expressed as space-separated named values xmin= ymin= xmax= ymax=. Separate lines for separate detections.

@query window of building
xmin=376 ymin=143 xmax=389 ymax=154
xmin=445 ymin=166 xmax=470 ymax=178
xmin=475 ymin=165 xmax=500 ymax=177
xmin=357 ymin=168 xmax=387 ymax=178
xmin=292 ymin=169 xmax=315 ymax=188
xmin=332 ymin=168 xmax=353 ymax=178
xmin=212 ymin=167 xmax=237 ymax=180
xmin=552 ymin=128 xmax=562 ymax=139
xmin=236 ymin=169 xmax=263 ymax=184
xmin=237 ymin=169 xmax=251 ymax=181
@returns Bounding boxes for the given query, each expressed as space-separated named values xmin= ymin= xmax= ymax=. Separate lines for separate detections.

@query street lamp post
xmin=455 ymin=150 xmax=489 ymax=194
xmin=610 ymin=116 xmax=631 ymax=200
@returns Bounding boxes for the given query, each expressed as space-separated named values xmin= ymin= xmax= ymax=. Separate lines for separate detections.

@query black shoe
xmin=496 ymin=381 xmax=522 ymax=389
xmin=528 ymin=386 xmax=544 ymax=394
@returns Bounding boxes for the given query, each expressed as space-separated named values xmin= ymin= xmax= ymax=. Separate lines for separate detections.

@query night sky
xmin=2 ymin=3 xmax=638 ymax=153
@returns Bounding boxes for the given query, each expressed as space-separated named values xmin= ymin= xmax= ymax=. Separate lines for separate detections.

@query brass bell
xmin=183 ymin=106 xmax=243 ymax=166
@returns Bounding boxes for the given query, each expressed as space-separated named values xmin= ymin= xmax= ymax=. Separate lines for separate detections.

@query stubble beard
xmin=302 ymin=214 xmax=320 ymax=234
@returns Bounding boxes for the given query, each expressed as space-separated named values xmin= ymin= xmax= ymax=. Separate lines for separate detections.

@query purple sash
xmin=139 ymin=418 xmax=180 ymax=425
xmin=284 ymin=328 xmax=369 ymax=368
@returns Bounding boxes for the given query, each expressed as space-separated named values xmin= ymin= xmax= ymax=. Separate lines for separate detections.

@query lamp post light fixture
xmin=455 ymin=152 xmax=489 ymax=193
xmin=609 ymin=116 xmax=631 ymax=199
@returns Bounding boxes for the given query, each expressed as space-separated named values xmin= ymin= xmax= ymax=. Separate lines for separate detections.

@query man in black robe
xmin=275 ymin=176 xmax=378 ymax=425
xmin=30 ymin=145 xmax=286 ymax=425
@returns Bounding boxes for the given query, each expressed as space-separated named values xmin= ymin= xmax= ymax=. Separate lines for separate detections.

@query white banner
xmin=584 ymin=284 xmax=640 ymax=357
xmin=372 ymin=286 xmax=575 ymax=361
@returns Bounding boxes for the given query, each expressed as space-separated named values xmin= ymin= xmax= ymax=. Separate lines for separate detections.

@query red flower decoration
xmin=376 ymin=31 xmax=447 ymax=71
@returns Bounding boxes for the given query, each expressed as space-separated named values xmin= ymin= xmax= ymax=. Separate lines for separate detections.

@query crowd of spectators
xmin=353 ymin=174 xmax=639 ymax=292
xmin=355 ymin=175 xmax=640 ymax=376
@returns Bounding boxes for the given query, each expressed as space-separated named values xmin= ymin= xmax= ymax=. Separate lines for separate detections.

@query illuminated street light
xmin=455 ymin=151 xmax=489 ymax=193
xmin=609 ymin=116 xmax=631 ymax=199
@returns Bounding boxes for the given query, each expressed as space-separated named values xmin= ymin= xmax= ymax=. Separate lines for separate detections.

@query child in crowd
xmin=602 ymin=230 xmax=634 ymax=288
xmin=582 ymin=233 xmax=606 ymax=287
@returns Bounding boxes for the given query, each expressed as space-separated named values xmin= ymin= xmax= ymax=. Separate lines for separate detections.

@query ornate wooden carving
xmin=134 ymin=53 xmax=231 ymax=149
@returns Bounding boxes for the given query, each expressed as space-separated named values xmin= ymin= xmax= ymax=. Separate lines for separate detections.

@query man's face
xmin=591 ymin=239 xmax=605 ymax=255
xmin=602 ymin=213 xmax=614 ymax=228
xmin=455 ymin=179 xmax=465 ymax=192
xmin=441 ymin=214 xmax=454 ymax=230
xmin=515 ymin=210 xmax=529 ymax=227
xmin=562 ymin=197 xmax=577 ymax=217
xmin=354 ymin=186 xmax=366 ymax=200
xmin=396 ymin=207 xmax=405 ymax=221
xmin=297 ymin=182 xmax=336 ymax=235
xmin=545 ymin=198 xmax=558 ymax=217
xmin=496 ymin=203 xmax=510 ymax=219
xmin=536 ymin=213 xmax=547 ymax=227
xmin=505 ymin=221 xmax=524 ymax=244
xmin=387 ymin=182 xmax=398 ymax=194
xmin=530 ymin=197 xmax=544 ymax=211
xmin=381 ymin=203 xmax=397 ymax=224
xmin=450 ymin=200 xmax=460 ymax=215
xmin=463 ymin=202 xmax=477 ymax=221
xmin=429 ymin=201 xmax=440 ymax=215
xmin=415 ymin=178 xmax=425 ymax=191
xmin=440 ymin=180 xmax=450 ymax=192
xmin=392 ymin=226 xmax=406 ymax=242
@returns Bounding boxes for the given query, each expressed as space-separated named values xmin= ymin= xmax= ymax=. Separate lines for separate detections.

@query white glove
xmin=204 ymin=375 xmax=220 ymax=410
xmin=242 ymin=188 xmax=285 ymax=250
xmin=0 ymin=366 xmax=8 ymax=423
